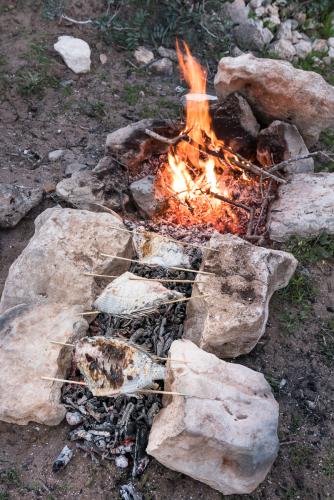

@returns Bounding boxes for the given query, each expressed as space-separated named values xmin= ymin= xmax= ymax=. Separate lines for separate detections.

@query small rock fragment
xmin=65 ymin=162 xmax=88 ymax=176
xmin=66 ymin=411 xmax=83 ymax=426
xmin=150 ymin=58 xmax=173 ymax=76
xmin=233 ymin=19 xmax=273 ymax=51
xmin=48 ymin=149 xmax=65 ymax=162
xmin=226 ymin=0 xmax=250 ymax=25
xmin=0 ymin=184 xmax=43 ymax=228
xmin=115 ymin=455 xmax=129 ymax=469
xmin=94 ymin=271 xmax=183 ymax=316
xmin=269 ymin=38 xmax=296 ymax=60
xmin=312 ymin=39 xmax=328 ymax=53
xmin=130 ymin=175 xmax=159 ymax=217
xmin=294 ymin=39 xmax=312 ymax=59
xmin=134 ymin=46 xmax=154 ymax=65
xmin=157 ymin=46 xmax=178 ymax=61
xmin=53 ymin=445 xmax=73 ymax=472
xmin=257 ymin=120 xmax=314 ymax=174
xmin=133 ymin=231 xmax=191 ymax=268
xmin=147 ymin=339 xmax=279 ymax=495
xmin=100 ymin=53 xmax=107 ymax=65
xmin=54 ymin=36 xmax=91 ymax=74
xmin=269 ymin=173 xmax=334 ymax=241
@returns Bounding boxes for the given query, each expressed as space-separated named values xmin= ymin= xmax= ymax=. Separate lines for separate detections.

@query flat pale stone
xmin=257 ymin=120 xmax=314 ymax=174
xmin=0 ymin=303 xmax=88 ymax=425
xmin=56 ymin=170 xmax=125 ymax=211
xmin=269 ymin=173 xmax=334 ymax=241
xmin=94 ymin=271 xmax=183 ymax=315
xmin=133 ymin=231 xmax=191 ymax=268
xmin=54 ymin=36 xmax=91 ymax=74
xmin=214 ymin=53 xmax=334 ymax=146
xmin=147 ymin=339 xmax=279 ymax=495
xmin=0 ymin=207 xmax=133 ymax=313
xmin=0 ymin=184 xmax=43 ymax=228
xmin=184 ymin=234 xmax=297 ymax=358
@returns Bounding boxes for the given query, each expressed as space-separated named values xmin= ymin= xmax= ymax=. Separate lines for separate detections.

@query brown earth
xmin=1 ymin=2 xmax=334 ymax=499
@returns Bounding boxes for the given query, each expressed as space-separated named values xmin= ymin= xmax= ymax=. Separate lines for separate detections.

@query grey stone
xmin=54 ymin=36 xmax=91 ymax=74
xmin=133 ymin=231 xmax=191 ymax=268
xmin=234 ymin=19 xmax=273 ymax=51
xmin=0 ymin=207 xmax=133 ymax=313
xmin=0 ymin=184 xmax=43 ymax=228
xmin=130 ymin=175 xmax=158 ymax=217
xmin=257 ymin=120 xmax=314 ymax=174
xmin=269 ymin=38 xmax=296 ymax=60
xmin=134 ymin=46 xmax=154 ymax=65
xmin=269 ymin=173 xmax=334 ymax=241
xmin=312 ymin=39 xmax=328 ymax=53
xmin=48 ymin=149 xmax=65 ymax=162
xmin=226 ymin=0 xmax=250 ymax=25
xmin=294 ymin=40 xmax=312 ymax=59
xmin=0 ymin=303 xmax=88 ymax=425
xmin=184 ymin=233 xmax=297 ymax=358
xmin=65 ymin=162 xmax=88 ymax=176
xmin=328 ymin=37 xmax=334 ymax=48
xmin=56 ymin=170 xmax=125 ymax=211
xmin=276 ymin=20 xmax=293 ymax=41
xmin=214 ymin=53 xmax=334 ymax=146
xmin=147 ymin=339 xmax=279 ymax=495
xmin=157 ymin=46 xmax=178 ymax=62
xmin=150 ymin=58 xmax=173 ymax=76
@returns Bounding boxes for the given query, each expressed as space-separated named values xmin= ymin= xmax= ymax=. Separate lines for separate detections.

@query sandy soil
xmin=1 ymin=2 xmax=333 ymax=499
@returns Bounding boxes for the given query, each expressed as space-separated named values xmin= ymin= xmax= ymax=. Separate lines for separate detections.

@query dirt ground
xmin=0 ymin=2 xmax=334 ymax=499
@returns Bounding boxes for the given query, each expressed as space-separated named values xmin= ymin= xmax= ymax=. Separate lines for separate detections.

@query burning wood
xmin=74 ymin=337 xmax=166 ymax=396
xmin=152 ymin=41 xmax=275 ymax=235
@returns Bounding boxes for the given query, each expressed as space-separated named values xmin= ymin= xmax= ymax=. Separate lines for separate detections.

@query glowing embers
xmin=153 ymin=41 xmax=261 ymax=233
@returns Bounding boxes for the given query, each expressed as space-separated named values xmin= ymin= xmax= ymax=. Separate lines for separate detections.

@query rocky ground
xmin=1 ymin=1 xmax=334 ymax=499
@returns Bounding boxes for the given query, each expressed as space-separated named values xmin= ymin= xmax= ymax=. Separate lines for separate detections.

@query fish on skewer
xmin=74 ymin=337 xmax=166 ymax=397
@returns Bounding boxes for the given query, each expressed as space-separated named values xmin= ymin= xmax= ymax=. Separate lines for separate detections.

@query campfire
xmin=154 ymin=41 xmax=269 ymax=235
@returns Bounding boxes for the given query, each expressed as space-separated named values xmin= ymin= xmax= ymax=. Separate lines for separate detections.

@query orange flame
xmin=154 ymin=41 xmax=256 ymax=232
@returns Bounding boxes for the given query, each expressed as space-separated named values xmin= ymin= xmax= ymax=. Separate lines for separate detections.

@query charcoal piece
xmin=52 ymin=445 xmax=73 ymax=473
xmin=132 ymin=426 xmax=150 ymax=477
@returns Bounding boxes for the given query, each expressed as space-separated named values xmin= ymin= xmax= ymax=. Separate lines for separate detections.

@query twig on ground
xmin=60 ymin=14 xmax=93 ymax=24
xmin=246 ymin=207 xmax=255 ymax=238
xmin=269 ymin=151 xmax=334 ymax=173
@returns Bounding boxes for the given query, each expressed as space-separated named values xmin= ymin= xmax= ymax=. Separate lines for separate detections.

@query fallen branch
xmin=269 ymin=151 xmax=334 ymax=173
xmin=144 ymin=128 xmax=188 ymax=145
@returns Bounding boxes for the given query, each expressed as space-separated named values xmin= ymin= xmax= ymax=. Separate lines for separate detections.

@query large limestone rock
xmin=0 ymin=303 xmax=88 ymax=425
xmin=147 ymin=340 xmax=279 ymax=495
xmin=214 ymin=53 xmax=334 ymax=146
xmin=0 ymin=183 xmax=43 ymax=228
xmin=269 ymin=173 xmax=334 ymax=241
xmin=184 ymin=234 xmax=297 ymax=358
xmin=257 ymin=120 xmax=314 ymax=174
xmin=0 ymin=208 xmax=133 ymax=313
xmin=54 ymin=36 xmax=91 ymax=74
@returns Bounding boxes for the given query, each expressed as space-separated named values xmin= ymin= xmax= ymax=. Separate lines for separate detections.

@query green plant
xmin=96 ymin=0 xmax=232 ymax=70
xmin=283 ymin=234 xmax=334 ymax=265
xmin=121 ymin=83 xmax=147 ymax=106
xmin=0 ymin=468 xmax=20 ymax=487
xmin=323 ymin=448 xmax=334 ymax=478
xmin=279 ymin=271 xmax=315 ymax=305
xmin=0 ymin=492 xmax=10 ymax=500
xmin=42 ymin=0 xmax=65 ymax=20
xmin=16 ymin=70 xmax=58 ymax=96
xmin=290 ymin=444 xmax=313 ymax=466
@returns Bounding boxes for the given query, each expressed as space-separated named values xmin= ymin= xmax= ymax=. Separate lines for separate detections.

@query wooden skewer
xmin=100 ymin=254 xmax=214 ymax=275
xmin=80 ymin=311 xmax=100 ymax=316
xmin=84 ymin=273 xmax=118 ymax=278
xmin=49 ymin=341 xmax=191 ymax=365
xmin=129 ymin=277 xmax=203 ymax=284
xmin=95 ymin=219 xmax=219 ymax=253
xmin=42 ymin=376 xmax=86 ymax=386
xmin=41 ymin=377 xmax=191 ymax=397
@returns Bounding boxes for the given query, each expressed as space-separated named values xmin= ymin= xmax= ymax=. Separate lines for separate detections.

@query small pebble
xmin=115 ymin=455 xmax=129 ymax=469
